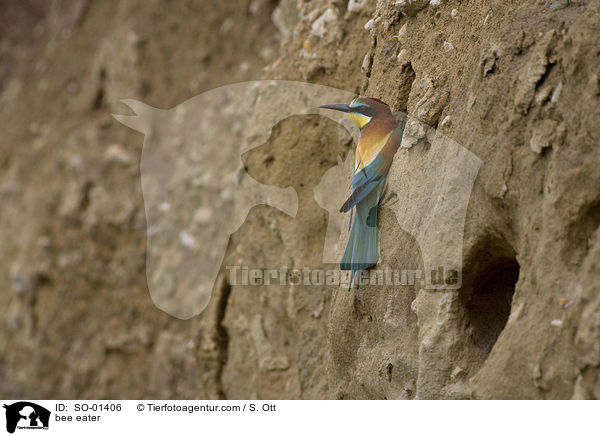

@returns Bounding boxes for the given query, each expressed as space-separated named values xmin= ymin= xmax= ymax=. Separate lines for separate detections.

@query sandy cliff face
xmin=1 ymin=0 xmax=599 ymax=399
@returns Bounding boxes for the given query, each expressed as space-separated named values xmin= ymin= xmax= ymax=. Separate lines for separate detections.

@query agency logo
xmin=3 ymin=402 xmax=50 ymax=434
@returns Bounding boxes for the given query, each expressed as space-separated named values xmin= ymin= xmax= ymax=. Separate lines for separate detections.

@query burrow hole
xmin=462 ymin=239 xmax=520 ymax=358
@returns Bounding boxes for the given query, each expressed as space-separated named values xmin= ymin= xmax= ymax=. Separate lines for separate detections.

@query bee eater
xmin=320 ymin=97 xmax=403 ymax=289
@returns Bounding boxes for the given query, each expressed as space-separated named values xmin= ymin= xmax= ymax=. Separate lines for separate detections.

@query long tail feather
xmin=340 ymin=185 xmax=382 ymax=289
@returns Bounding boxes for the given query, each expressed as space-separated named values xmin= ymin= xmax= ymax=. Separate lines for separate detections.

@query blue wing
xmin=339 ymin=155 xmax=387 ymax=213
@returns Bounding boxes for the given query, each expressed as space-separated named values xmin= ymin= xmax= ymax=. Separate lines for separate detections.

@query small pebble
xmin=105 ymin=144 xmax=133 ymax=165
xmin=303 ymin=39 xmax=312 ymax=52
xmin=443 ymin=41 xmax=454 ymax=52
xmin=395 ymin=0 xmax=429 ymax=16
xmin=559 ymin=298 xmax=572 ymax=308
xmin=220 ymin=18 xmax=234 ymax=34
xmin=361 ymin=51 xmax=373 ymax=75
xmin=193 ymin=207 xmax=213 ymax=224
xmin=221 ymin=189 xmax=233 ymax=201
xmin=451 ymin=8 xmax=458 ymax=17
xmin=348 ymin=0 xmax=369 ymax=13
xmin=127 ymin=31 xmax=145 ymax=45
xmin=311 ymin=8 xmax=339 ymax=39
xmin=550 ymin=0 xmax=570 ymax=10
xmin=397 ymin=23 xmax=407 ymax=39
xmin=551 ymin=81 xmax=562 ymax=103
xmin=450 ymin=366 xmax=464 ymax=379
xmin=397 ymin=49 xmax=409 ymax=66
xmin=179 ymin=230 xmax=197 ymax=249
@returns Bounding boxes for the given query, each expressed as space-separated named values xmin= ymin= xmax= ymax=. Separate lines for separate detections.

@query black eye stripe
xmin=355 ymin=106 xmax=375 ymax=117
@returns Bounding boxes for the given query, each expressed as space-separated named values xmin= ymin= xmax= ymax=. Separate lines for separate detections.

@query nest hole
xmin=465 ymin=257 xmax=519 ymax=355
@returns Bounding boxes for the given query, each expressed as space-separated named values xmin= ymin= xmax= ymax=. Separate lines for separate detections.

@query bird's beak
xmin=319 ymin=104 xmax=352 ymax=113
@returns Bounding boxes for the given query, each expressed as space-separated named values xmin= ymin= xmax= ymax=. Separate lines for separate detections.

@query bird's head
xmin=320 ymin=96 xmax=391 ymax=129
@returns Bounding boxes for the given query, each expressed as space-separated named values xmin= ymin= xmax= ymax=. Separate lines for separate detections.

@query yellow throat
xmin=347 ymin=112 xmax=371 ymax=128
